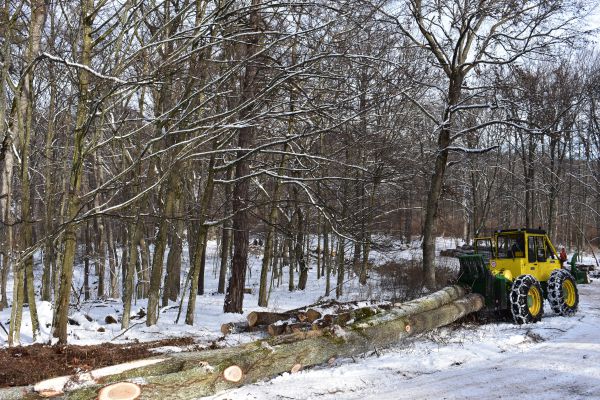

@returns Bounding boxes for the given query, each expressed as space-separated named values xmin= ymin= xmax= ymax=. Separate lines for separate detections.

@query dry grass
xmin=375 ymin=259 xmax=457 ymax=302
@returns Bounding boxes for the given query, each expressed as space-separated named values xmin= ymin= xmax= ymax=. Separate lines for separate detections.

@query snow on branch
xmin=40 ymin=52 xmax=129 ymax=85
xmin=443 ymin=145 xmax=499 ymax=154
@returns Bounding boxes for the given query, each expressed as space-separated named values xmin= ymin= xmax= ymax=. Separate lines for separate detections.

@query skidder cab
xmin=458 ymin=228 xmax=578 ymax=324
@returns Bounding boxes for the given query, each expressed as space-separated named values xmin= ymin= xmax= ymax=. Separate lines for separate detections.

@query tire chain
xmin=509 ymin=274 xmax=543 ymax=324
xmin=547 ymin=269 xmax=578 ymax=316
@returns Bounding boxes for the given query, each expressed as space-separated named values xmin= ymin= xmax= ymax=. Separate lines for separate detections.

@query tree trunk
xmin=8 ymin=259 xmax=23 ymax=346
xmin=422 ymin=73 xmax=463 ymax=290
xmin=324 ymin=224 xmax=330 ymax=296
xmin=138 ymin=238 xmax=150 ymax=299
xmin=0 ymin=253 xmax=7 ymax=309
xmin=54 ymin=0 xmax=93 ymax=343
xmin=197 ymin=239 xmax=207 ymax=296
xmin=296 ymin=207 xmax=308 ymax=291
xmin=163 ymin=195 xmax=183 ymax=305
xmin=335 ymin=235 xmax=345 ymax=299
xmin=224 ymin=145 xmax=251 ymax=312
xmin=218 ymin=166 xmax=234 ymax=294
xmin=41 ymin=56 xmax=57 ymax=303
xmin=147 ymin=180 xmax=177 ymax=326
xmin=107 ymin=223 xmax=119 ymax=299
xmin=122 ymin=221 xmax=142 ymax=330
xmin=95 ymin=194 xmax=107 ymax=299
xmin=223 ymin=0 xmax=261 ymax=314
xmin=84 ymin=225 xmax=91 ymax=301
xmin=258 ymin=148 xmax=288 ymax=306
xmin=185 ymin=153 xmax=216 ymax=325
xmin=359 ymin=179 xmax=378 ymax=285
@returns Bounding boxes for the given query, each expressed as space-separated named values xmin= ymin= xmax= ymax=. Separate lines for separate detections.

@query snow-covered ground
xmin=0 ymin=236 xmax=459 ymax=348
xmin=2 ymin=236 xmax=599 ymax=400
xmin=205 ymin=279 xmax=600 ymax=400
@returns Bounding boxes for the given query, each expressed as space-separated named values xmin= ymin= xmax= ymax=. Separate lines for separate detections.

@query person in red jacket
xmin=559 ymin=247 xmax=568 ymax=268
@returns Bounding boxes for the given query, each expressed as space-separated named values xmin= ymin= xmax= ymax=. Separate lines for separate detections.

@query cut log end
xmin=221 ymin=323 xmax=233 ymax=335
xmin=223 ymin=365 xmax=243 ymax=383
xmin=98 ymin=382 xmax=141 ymax=400
xmin=247 ymin=312 xmax=259 ymax=327
xmin=290 ymin=363 xmax=302 ymax=374
xmin=305 ymin=309 xmax=322 ymax=322
xmin=405 ymin=324 xmax=411 ymax=333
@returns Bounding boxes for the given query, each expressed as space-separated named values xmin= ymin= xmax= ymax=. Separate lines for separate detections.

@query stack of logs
xmin=221 ymin=299 xmax=391 ymax=338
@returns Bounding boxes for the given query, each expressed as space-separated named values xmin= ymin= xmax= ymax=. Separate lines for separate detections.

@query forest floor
xmin=0 ymin=337 xmax=198 ymax=387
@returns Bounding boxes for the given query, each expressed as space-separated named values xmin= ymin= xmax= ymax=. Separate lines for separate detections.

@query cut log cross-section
xmin=98 ymin=382 xmax=141 ymax=400
xmin=223 ymin=366 xmax=243 ymax=383
xmin=17 ymin=286 xmax=482 ymax=400
xmin=297 ymin=309 xmax=322 ymax=322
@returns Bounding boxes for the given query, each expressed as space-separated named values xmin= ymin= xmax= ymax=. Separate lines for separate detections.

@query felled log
xmin=219 ymin=321 xmax=263 ymax=336
xmin=246 ymin=311 xmax=295 ymax=327
xmin=321 ymin=305 xmax=381 ymax=327
xmin=285 ymin=322 xmax=313 ymax=334
xmin=297 ymin=309 xmax=322 ymax=323
xmin=267 ymin=323 xmax=287 ymax=336
xmin=25 ymin=286 xmax=481 ymax=400
xmin=267 ymin=322 xmax=313 ymax=336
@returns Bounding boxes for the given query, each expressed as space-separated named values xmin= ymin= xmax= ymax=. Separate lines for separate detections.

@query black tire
xmin=509 ymin=274 xmax=544 ymax=324
xmin=547 ymin=269 xmax=579 ymax=316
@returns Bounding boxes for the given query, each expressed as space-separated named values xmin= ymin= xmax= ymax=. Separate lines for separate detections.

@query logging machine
xmin=457 ymin=228 xmax=581 ymax=324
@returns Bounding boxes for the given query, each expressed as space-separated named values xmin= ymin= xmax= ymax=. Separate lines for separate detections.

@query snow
xmin=2 ymin=236 xmax=600 ymax=399
xmin=203 ymin=280 xmax=600 ymax=400
xmin=1 ymin=236 xmax=459 ymax=348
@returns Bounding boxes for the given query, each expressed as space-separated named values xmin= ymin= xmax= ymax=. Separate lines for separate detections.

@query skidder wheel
xmin=547 ymin=269 xmax=579 ymax=316
xmin=509 ymin=274 xmax=544 ymax=324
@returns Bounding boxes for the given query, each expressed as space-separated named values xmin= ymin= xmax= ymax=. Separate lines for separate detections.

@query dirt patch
xmin=0 ymin=337 xmax=195 ymax=388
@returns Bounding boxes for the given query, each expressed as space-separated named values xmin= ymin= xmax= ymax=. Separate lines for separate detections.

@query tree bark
xmin=218 ymin=166 xmax=234 ymax=294
xmin=54 ymin=0 xmax=93 ymax=344
xmin=163 ymin=179 xmax=184 ymax=306
xmin=223 ymin=0 xmax=261 ymax=314
xmin=137 ymin=238 xmax=150 ymax=299
xmin=185 ymin=153 xmax=216 ymax=325
xmin=122 ymin=221 xmax=142 ymax=330
xmin=335 ymin=235 xmax=345 ymax=298
xmin=258 ymin=148 xmax=288 ymax=306
xmin=41 ymin=50 xmax=57 ymax=303
xmin=107 ymin=223 xmax=118 ymax=299
xmin=163 ymin=203 xmax=183 ymax=305
xmin=422 ymin=73 xmax=464 ymax=290
xmin=147 ymin=179 xmax=177 ymax=326
xmin=296 ymin=206 xmax=308 ymax=290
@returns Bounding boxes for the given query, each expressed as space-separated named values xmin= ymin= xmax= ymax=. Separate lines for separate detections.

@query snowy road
xmin=206 ymin=280 xmax=600 ymax=400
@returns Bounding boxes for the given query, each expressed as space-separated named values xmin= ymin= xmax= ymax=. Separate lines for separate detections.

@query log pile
xmin=221 ymin=299 xmax=392 ymax=338
xmin=10 ymin=285 xmax=483 ymax=400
